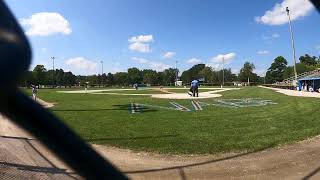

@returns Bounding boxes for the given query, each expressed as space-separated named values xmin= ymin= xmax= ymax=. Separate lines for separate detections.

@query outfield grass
xmin=33 ymin=87 xmax=320 ymax=154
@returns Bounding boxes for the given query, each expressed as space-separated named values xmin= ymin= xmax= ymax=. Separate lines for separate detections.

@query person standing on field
xmin=32 ymin=85 xmax=38 ymax=101
xmin=190 ymin=79 xmax=199 ymax=97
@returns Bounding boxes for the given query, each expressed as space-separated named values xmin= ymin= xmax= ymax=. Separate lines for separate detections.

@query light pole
xmin=51 ymin=56 xmax=55 ymax=88
xmin=286 ymin=7 xmax=298 ymax=85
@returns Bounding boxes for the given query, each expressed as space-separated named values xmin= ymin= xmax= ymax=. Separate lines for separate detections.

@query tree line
xmin=180 ymin=62 xmax=262 ymax=85
xmin=265 ymin=54 xmax=320 ymax=84
xmin=19 ymin=65 xmax=179 ymax=87
xmin=20 ymin=60 xmax=264 ymax=88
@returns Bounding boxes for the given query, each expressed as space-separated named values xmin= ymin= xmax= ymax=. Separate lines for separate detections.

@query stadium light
xmin=286 ymin=7 xmax=298 ymax=85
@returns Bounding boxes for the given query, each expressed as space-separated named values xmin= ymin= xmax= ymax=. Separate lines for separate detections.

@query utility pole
xmin=286 ymin=7 xmax=298 ymax=86
xmin=51 ymin=56 xmax=55 ymax=88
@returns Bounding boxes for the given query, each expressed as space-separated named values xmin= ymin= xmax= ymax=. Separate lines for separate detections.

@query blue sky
xmin=5 ymin=0 xmax=320 ymax=76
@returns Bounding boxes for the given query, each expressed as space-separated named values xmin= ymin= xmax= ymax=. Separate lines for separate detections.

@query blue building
xmin=298 ymin=77 xmax=320 ymax=92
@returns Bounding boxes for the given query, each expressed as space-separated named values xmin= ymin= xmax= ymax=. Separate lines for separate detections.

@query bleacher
xmin=274 ymin=68 xmax=320 ymax=86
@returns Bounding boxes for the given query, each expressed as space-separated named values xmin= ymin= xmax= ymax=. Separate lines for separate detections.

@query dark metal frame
xmin=0 ymin=1 xmax=319 ymax=179
xmin=0 ymin=2 xmax=127 ymax=179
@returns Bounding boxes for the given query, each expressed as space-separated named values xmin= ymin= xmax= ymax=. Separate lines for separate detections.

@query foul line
xmin=191 ymin=100 xmax=202 ymax=111
xmin=170 ymin=102 xmax=191 ymax=112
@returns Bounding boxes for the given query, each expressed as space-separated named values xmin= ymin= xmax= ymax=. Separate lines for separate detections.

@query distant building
xmin=175 ymin=80 xmax=183 ymax=86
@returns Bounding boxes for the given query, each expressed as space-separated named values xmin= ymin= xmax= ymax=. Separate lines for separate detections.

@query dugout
xmin=298 ymin=77 xmax=320 ymax=92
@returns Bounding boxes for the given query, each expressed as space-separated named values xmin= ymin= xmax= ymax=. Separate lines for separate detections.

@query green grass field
xmin=32 ymin=87 xmax=320 ymax=154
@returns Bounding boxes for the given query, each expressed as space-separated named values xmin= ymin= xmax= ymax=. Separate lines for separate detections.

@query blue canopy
xmin=298 ymin=77 xmax=320 ymax=81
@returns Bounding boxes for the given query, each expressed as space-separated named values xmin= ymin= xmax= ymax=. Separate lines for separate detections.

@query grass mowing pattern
xmin=33 ymin=87 xmax=320 ymax=154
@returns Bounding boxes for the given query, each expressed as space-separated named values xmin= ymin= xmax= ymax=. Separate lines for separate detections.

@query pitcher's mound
xmin=151 ymin=88 xmax=240 ymax=99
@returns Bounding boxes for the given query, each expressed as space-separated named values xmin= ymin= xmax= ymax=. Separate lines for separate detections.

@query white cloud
xmin=187 ymin=58 xmax=202 ymax=65
xmin=257 ymin=50 xmax=270 ymax=55
xmin=206 ymin=63 xmax=223 ymax=70
xmin=129 ymin=35 xmax=153 ymax=43
xmin=20 ymin=12 xmax=72 ymax=36
xmin=210 ymin=52 xmax=236 ymax=63
xmin=132 ymin=57 xmax=171 ymax=71
xmin=163 ymin=51 xmax=176 ymax=59
xmin=149 ymin=62 xmax=171 ymax=71
xmin=316 ymin=45 xmax=320 ymax=53
xmin=129 ymin=42 xmax=151 ymax=53
xmin=128 ymin=35 xmax=153 ymax=53
xmin=255 ymin=0 xmax=314 ymax=25
xmin=66 ymin=57 xmax=97 ymax=72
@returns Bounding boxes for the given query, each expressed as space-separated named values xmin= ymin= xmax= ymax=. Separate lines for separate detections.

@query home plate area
xmin=130 ymin=98 xmax=277 ymax=113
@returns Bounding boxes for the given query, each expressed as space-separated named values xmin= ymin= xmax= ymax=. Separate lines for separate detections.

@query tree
xmin=142 ymin=69 xmax=158 ymax=85
xmin=106 ymin=73 xmax=114 ymax=86
xmin=238 ymin=62 xmax=258 ymax=83
xmin=101 ymin=73 xmax=107 ymax=87
xmin=88 ymin=75 xmax=98 ymax=86
xmin=96 ymin=74 xmax=102 ymax=87
xmin=55 ymin=69 xmax=64 ymax=86
xmin=299 ymin=54 xmax=318 ymax=66
xmin=215 ymin=68 xmax=237 ymax=84
xmin=76 ymin=75 xmax=86 ymax=86
xmin=46 ymin=70 xmax=54 ymax=86
xmin=63 ymin=71 xmax=76 ymax=87
xmin=127 ymin=67 xmax=142 ymax=85
xmin=265 ymin=56 xmax=288 ymax=83
xmin=199 ymin=66 xmax=214 ymax=83
xmin=114 ymin=72 xmax=128 ymax=86
xmin=257 ymin=76 xmax=265 ymax=84
xmin=163 ymin=68 xmax=178 ymax=86
xmin=181 ymin=64 xmax=205 ymax=83
xmin=32 ymin=65 xmax=47 ymax=85
xmin=283 ymin=62 xmax=317 ymax=79
xmin=157 ymin=72 xmax=164 ymax=85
